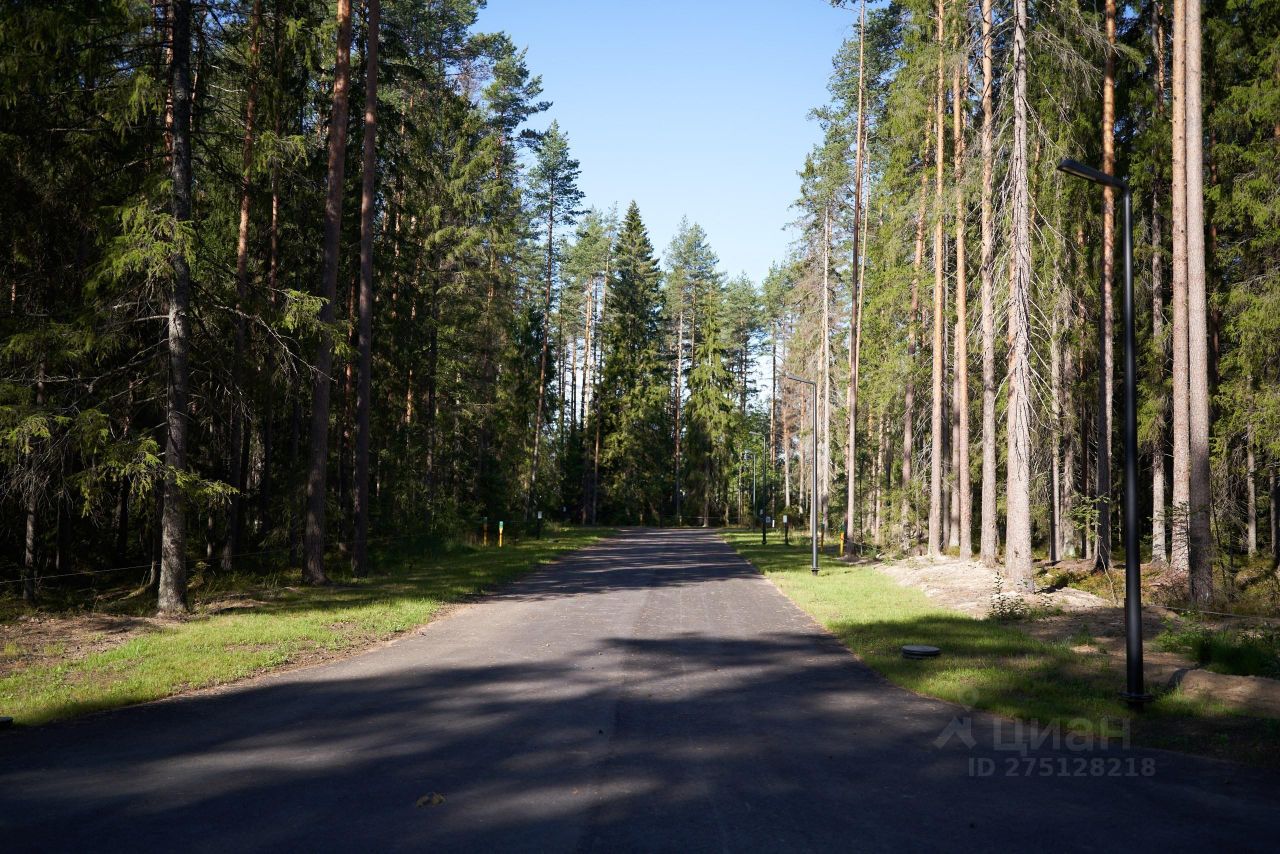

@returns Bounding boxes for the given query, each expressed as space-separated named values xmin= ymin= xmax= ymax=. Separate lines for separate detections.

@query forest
xmin=770 ymin=0 xmax=1280 ymax=605
xmin=2 ymin=0 xmax=1278 ymax=618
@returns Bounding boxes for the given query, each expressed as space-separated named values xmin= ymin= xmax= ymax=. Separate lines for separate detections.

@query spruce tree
xmin=596 ymin=203 xmax=671 ymax=523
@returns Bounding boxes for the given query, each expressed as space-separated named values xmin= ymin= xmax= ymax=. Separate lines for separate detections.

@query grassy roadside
xmin=723 ymin=532 xmax=1280 ymax=767
xmin=1 ymin=527 xmax=612 ymax=726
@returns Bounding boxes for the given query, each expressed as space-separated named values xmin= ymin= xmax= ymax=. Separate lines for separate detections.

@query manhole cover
xmin=901 ymin=644 xmax=941 ymax=659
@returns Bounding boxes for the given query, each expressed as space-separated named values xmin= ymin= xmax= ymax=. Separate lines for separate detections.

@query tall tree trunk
xmin=223 ymin=0 xmax=262 ymax=574
xmin=928 ymin=0 xmax=946 ymax=558
xmin=903 ymin=165 xmax=928 ymax=549
xmin=1095 ymin=0 xmax=1117 ymax=572
xmin=258 ymin=10 xmax=282 ymax=537
xmin=821 ymin=208 xmax=832 ymax=540
xmin=1076 ymin=231 xmax=1093 ymax=561
xmin=1184 ymin=0 xmax=1212 ymax=602
xmin=674 ymin=304 xmax=684 ymax=524
xmin=703 ymin=455 xmax=712 ymax=527
xmin=425 ymin=279 xmax=440 ymax=520
xmin=1050 ymin=287 xmax=1065 ymax=563
xmin=1004 ymin=0 xmax=1033 ymax=589
xmin=352 ymin=0 xmax=378 ymax=578
xmin=158 ymin=0 xmax=174 ymax=163
xmin=770 ymin=320 xmax=778 ymax=480
xmin=1271 ymin=468 xmax=1278 ymax=570
xmin=1246 ymin=424 xmax=1257 ymax=556
xmin=55 ymin=484 xmax=70 ymax=576
xmin=978 ymin=0 xmax=999 ymax=566
xmin=1151 ymin=0 xmax=1169 ymax=566
xmin=875 ymin=413 xmax=887 ymax=544
xmin=580 ymin=279 xmax=594 ymax=523
xmin=1151 ymin=211 xmax=1168 ymax=563
xmin=303 ymin=0 xmax=354 ymax=586
xmin=22 ymin=363 xmax=46 ymax=603
xmin=159 ymin=0 xmax=194 ymax=614
xmin=570 ymin=323 xmax=578 ymax=435
xmin=557 ymin=318 xmax=566 ymax=454
xmin=846 ymin=17 xmax=867 ymax=555
xmin=593 ymin=268 xmax=608 ymax=525
xmin=115 ymin=480 xmax=130 ymax=565
xmin=1063 ymin=341 xmax=1077 ymax=560
xmin=952 ymin=51 xmax=971 ymax=558
xmin=528 ymin=193 xmax=556 ymax=520
xmin=770 ymin=317 xmax=779 ymax=524
xmin=941 ymin=313 xmax=952 ymax=549
xmin=783 ymin=378 xmax=792 ymax=511
xmin=799 ymin=396 xmax=807 ymax=519
xmin=582 ymin=276 xmax=594 ymax=429
xmin=1171 ymin=0 xmax=1190 ymax=579
xmin=23 ymin=487 xmax=39 ymax=604
xmin=268 ymin=5 xmax=282 ymax=304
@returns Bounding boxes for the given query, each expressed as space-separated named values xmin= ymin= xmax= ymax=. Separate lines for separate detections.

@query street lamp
xmin=785 ymin=372 xmax=819 ymax=575
xmin=1057 ymin=158 xmax=1151 ymax=709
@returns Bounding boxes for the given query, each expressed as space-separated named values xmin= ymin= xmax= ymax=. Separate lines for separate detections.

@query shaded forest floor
xmin=724 ymin=532 xmax=1280 ymax=768
xmin=0 ymin=527 xmax=612 ymax=726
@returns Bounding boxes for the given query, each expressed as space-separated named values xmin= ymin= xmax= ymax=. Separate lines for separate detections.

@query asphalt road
xmin=2 ymin=528 xmax=1277 ymax=852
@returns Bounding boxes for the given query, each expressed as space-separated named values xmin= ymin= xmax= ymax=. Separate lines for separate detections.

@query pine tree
xmin=526 ymin=121 xmax=584 ymax=519
xmin=928 ymin=0 xmax=946 ymax=558
xmin=353 ymin=0 xmax=380 ymax=579
xmin=1004 ymin=0 xmax=1034 ymax=588
xmin=1183 ymin=0 xmax=1213 ymax=602
xmin=303 ymin=0 xmax=354 ymax=587
xmin=951 ymin=0 xmax=971 ymax=559
xmin=978 ymin=0 xmax=999 ymax=566
xmin=1095 ymin=0 xmax=1118 ymax=572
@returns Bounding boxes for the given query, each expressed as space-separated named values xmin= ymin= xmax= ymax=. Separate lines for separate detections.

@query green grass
xmin=0 ymin=527 xmax=611 ymax=726
xmin=724 ymin=532 xmax=1280 ymax=766
xmin=1156 ymin=624 xmax=1280 ymax=678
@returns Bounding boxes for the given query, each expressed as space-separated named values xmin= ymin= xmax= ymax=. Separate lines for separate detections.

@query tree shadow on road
xmin=3 ymin=623 xmax=1279 ymax=851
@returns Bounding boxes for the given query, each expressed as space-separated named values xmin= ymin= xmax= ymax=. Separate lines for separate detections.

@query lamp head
xmin=1057 ymin=158 xmax=1126 ymax=190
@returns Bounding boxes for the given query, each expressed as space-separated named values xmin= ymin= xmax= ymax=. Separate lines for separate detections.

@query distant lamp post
xmin=785 ymin=373 xmax=819 ymax=575
xmin=1056 ymin=158 xmax=1151 ymax=709
xmin=759 ymin=439 xmax=770 ymax=545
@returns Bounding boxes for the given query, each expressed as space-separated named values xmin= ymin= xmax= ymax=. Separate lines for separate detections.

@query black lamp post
xmin=785 ymin=373 xmax=819 ymax=575
xmin=1057 ymin=158 xmax=1152 ymax=709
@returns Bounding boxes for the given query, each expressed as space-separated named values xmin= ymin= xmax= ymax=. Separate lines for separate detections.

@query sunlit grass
xmin=0 ymin=527 xmax=611 ymax=726
xmin=724 ymin=532 xmax=1280 ymax=766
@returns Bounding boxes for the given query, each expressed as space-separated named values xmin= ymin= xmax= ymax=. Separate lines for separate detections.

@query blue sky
xmin=475 ymin=0 xmax=856 ymax=285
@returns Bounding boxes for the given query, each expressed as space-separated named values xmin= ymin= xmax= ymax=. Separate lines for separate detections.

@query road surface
xmin=2 ymin=528 xmax=1277 ymax=851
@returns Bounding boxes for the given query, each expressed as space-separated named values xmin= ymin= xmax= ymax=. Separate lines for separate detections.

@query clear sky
xmin=475 ymin=0 xmax=856 ymax=286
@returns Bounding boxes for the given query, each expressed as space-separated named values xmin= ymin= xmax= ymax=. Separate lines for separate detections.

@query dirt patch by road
xmin=0 ymin=613 xmax=171 ymax=679
xmin=871 ymin=555 xmax=1112 ymax=618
